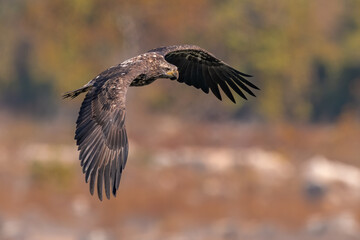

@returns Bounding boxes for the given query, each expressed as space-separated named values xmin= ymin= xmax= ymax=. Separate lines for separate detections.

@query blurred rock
xmin=303 ymin=155 xmax=360 ymax=201
xmin=28 ymin=232 xmax=77 ymax=240
xmin=21 ymin=143 xmax=77 ymax=164
xmin=239 ymin=148 xmax=294 ymax=183
xmin=306 ymin=212 xmax=359 ymax=237
xmin=86 ymin=229 xmax=111 ymax=240
xmin=154 ymin=147 xmax=294 ymax=185
xmin=0 ymin=218 xmax=22 ymax=239
xmin=304 ymin=182 xmax=327 ymax=202
xmin=154 ymin=147 xmax=235 ymax=172
xmin=71 ymin=195 xmax=90 ymax=218
xmin=332 ymin=212 xmax=359 ymax=236
xmin=213 ymin=218 xmax=240 ymax=240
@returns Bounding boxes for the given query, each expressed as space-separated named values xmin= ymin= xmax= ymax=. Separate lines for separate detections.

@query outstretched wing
xmin=75 ymin=78 xmax=129 ymax=200
xmin=150 ymin=45 xmax=259 ymax=103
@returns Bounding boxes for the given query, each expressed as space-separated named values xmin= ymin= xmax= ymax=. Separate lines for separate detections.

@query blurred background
xmin=0 ymin=0 xmax=359 ymax=239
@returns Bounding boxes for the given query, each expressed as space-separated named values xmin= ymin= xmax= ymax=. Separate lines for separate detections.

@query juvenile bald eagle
xmin=63 ymin=45 xmax=259 ymax=200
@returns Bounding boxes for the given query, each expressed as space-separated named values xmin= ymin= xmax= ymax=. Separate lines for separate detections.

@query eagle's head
xmin=147 ymin=53 xmax=179 ymax=80
xmin=130 ymin=53 xmax=179 ymax=87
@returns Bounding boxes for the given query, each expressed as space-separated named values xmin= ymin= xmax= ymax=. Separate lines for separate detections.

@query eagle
xmin=63 ymin=45 xmax=259 ymax=200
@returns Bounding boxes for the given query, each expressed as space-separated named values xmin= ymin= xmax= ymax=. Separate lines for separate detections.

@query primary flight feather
xmin=63 ymin=45 xmax=259 ymax=200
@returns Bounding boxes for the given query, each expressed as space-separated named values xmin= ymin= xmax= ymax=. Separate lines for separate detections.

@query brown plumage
xmin=63 ymin=45 xmax=259 ymax=200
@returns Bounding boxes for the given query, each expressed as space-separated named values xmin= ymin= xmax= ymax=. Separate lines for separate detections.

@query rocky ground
xmin=0 ymin=112 xmax=359 ymax=240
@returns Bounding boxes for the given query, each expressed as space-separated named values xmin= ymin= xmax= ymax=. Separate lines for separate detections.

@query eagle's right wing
xmin=75 ymin=78 xmax=129 ymax=201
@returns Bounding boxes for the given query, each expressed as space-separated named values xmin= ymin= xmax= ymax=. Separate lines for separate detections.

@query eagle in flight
xmin=63 ymin=45 xmax=259 ymax=200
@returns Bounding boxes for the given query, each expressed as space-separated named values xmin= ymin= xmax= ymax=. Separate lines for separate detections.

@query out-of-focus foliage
xmin=30 ymin=160 xmax=75 ymax=188
xmin=209 ymin=0 xmax=360 ymax=121
xmin=0 ymin=0 xmax=359 ymax=122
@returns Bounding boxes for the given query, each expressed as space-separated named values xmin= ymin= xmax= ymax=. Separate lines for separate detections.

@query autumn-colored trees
xmin=1 ymin=0 xmax=359 ymax=122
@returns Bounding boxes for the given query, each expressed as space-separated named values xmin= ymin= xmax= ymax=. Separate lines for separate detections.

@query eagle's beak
xmin=166 ymin=69 xmax=179 ymax=80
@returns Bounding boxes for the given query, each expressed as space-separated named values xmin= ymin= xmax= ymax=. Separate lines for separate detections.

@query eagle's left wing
xmin=150 ymin=45 xmax=259 ymax=103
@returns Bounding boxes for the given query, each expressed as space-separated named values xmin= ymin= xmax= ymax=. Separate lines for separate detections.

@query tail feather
xmin=62 ymin=86 xmax=92 ymax=99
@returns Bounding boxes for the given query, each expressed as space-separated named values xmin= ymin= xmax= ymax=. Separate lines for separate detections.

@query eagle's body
xmin=63 ymin=45 xmax=259 ymax=200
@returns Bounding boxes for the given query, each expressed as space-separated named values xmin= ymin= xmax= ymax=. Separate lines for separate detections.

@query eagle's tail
xmin=62 ymin=86 xmax=92 ymax=99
